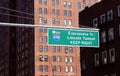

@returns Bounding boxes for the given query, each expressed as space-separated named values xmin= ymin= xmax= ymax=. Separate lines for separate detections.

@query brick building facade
xmin=79 ymin=0 xmax=120 ymax=76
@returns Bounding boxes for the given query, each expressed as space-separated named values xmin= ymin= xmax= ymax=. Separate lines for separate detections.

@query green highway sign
xmin=48 ymin=28 xmax=99 ymax=48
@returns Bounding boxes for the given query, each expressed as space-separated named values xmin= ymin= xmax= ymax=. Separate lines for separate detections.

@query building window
xmin=52 ymin=46 xmax=56 ymax=52
xmin=65 ymin=56 xmax=68 ymax=63
xmin=52 ymin=65 xmax=56 ymax=72
xmin=65 ymin=66 xmax=69 ymax=73
xmin=65 ymin=47 xmax=68 ymax=53
xmin=39 ymin=28 xmax=43 ymax=32
xmin=44 ymin=8 xmax=47 ymax=14
xmin=52 ymin=18 xmax=55 ymax=24
xmin=82 ymin=2 xmax=86 ymax=9
xmin=39 ymin=17 xmax=42 ymax=24
xmin=70 ymin=56 xmax=73 ymax=62
xmin=64 ymin=10 xmax=67 ymax=16
xmin=56 ymin=9 xmax=60 ymax=15
xmin=70 ymin=47 xmax=73 ymax=53
xmin=39 ymin=8 xmax=42 ymax=14
xmin=44 ymin=46 xmax=48 ymax=52
xmin=44 ymin=0 xmax=47 ymax=5
xmin=39 ymin=36 xmax=43 ymax=42
xmin=53 ymin=56 xmax=56 ymax=62
xmin=118 ymin=5 xmax=120 ymax=16
xmin=102 ymin=51 xmax=107 ymax=64
xmin=44 ymin=65 xmax=48 ymax=72
xmin=40 ymin=65 xmax=43 ymax=72
xmin=64 ymin=1 xmax=67 ymax=7
xmin=94 ymin=53 xmax=100 ymax=66
xmin=56 ymin=0 xmax=59 ymax=6
xmin=44 ymin=28 xmax=47 ymax=33
xmin=109 ymin=48 xmax=115 ymax=63
xmin=52 ymin=9 xmax=55 ymax=15
xmin=70 ymin=66 xmax=73 ymax=72
xmin=93 ymin=18 xmax=98 ymax=28
xmin=108 ymin=28 xmax=114 ymax=41
xmin=68 ymin=2 xmax=72 ymax=8
xmin=44 ymin=36 xmax=47 ymax=43
xmin=64 ymin=19 xmax=67 ymax=26
xmin=81 ymin=60 xmax=86 ymax=70
xmin=39 ymin=55 xmax=43 ymax=61
xmin=111 ymin=73 xmax=116 ymax=76
xmin=56 ymin=19 xmax=60 ymax=25
xmin=44 ymin=55 xmax=48 ymax=62
xmin=119 ymin=24 xmax=120 ymax=36
xmin=44 ymin=18 xmax=47 ymax=24
xmin=93 ymin=0 xmax=97 ymax=3
xmin=39 ymin=0 xmax=42 ymax=4
xmin=101 ymin=31 xmax=106 ymax=43
xmin=58 ymin=65 xmax=61 ymax=72
xmin=57 ymin=46 xmax=60 ymax=53
xmin=68 ymin=10 xmax=72 ymax=16
xmin=100 ymin=14 xmax=105 ymax=24
xmin=68 ymin=20 xmax=72 ymax=25
xmin=78 ymin=2 xmax=81 ymax=10
xmin=57 ymin=56 xmax=61 ymax=62
xmin=39 ymin=45 xmax=43 ymax=52
xmin=107 ymin=10 xmax=113 ymax=21
xmin=52 ymin=0 xmax=55 ymax=6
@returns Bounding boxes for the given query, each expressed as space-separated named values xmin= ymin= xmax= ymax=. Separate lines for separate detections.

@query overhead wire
xmin=0 ymin=7 xmax=34 ymax=15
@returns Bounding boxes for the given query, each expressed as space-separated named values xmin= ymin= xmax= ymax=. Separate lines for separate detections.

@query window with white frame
xmin=56 ymin=19 xmax=60 ymax=25
xmin=118 ymin=5 xmax=120 ymax=16
xmin=39 ymin=45 xmax=43 ymax=52
xmin=68 ymin=20 xmax=72 ymax=25
xmin=40 ymin=65 xmax=43 ymax=72
xmin=70 ymin=56 xmax=73 ymax=62
xmin=108 ymin=28 xmax=114 ymax=41
xmin=82 ymin=2 xmax=86 ymax=9
xmin=44 ymin=55 xmax=48 ymax=62
xmin=53 ymin=56 xmax=56 ymax=62
xmin=101 ymin=31 xmax=106 ymax=43
xmin=44 ymin=65 xmax=48 ymax=72
xmin=44 ymin=46 xmax=48 ymax=52
xmin=70 ymin=47 xmax=73 ymax=53
xmin=65 ymin=47 xmax=68 ymax=53
xmin=68 ymin=2 xmax=72 ymax=8
xmin=70 ymin=66 xmax=73 ymax=72
xmin=65 ymin=66 xmax=69 ymax=73
xmin=65 ymin=56 xmax=68 ymax=63
xmin=39 ymin=55 xmax=43 ymax=61
xmin=64 ymin=1 xmax=67 ymax=7
xmin=102 ymin=51 xmax=107 ymax=64
xmin=39 ymin=17 xmax=42 ymax=24
xmin=56 ymin=0 xmax=59 ymax=6
xmin=52 ymin=18 xmax=55 ymax=24
xmin=44 ymin=18 xmax=47 ymax=24
xmin=109 ymin=48 xmax=115 ymax=63
xmin=58 ymin=65 xmax=61 ymax=72
xmin=44 ymin=36 xmax=47 ymax=43
xmin=94 ymin=53 xmax=100 ymax=66
xmin=93 ymin=18 xmax=98 ymax=28
xmin=100 ymin=14 xmax=105 ymax=24
xmin=44 ymin=0 xmax=47 ymax=5
xmin=107 ymin=10 xmax=113 ymax=21
xmin=57 ymin=56 xmax=61 ymax=62
xmin=39 ymin=36 xmax=43 ymax=42
xmin=64 ymin=19 xmax=67 ymax=26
